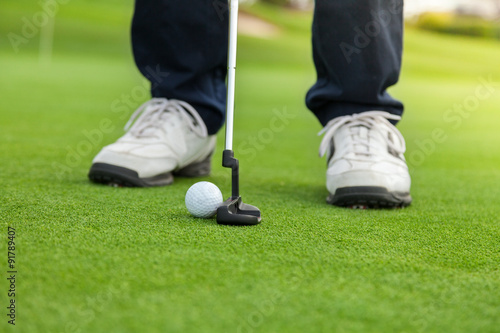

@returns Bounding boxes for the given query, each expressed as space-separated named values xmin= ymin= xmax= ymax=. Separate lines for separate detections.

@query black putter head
xmin=216 ymin=196 xmax=261 ymax=226
xmin=217 ymin=150 xmax=262 ymax=226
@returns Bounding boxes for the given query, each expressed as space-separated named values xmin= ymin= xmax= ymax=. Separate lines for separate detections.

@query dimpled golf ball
xmin=185 ymin=181 xmax=223 ymax=218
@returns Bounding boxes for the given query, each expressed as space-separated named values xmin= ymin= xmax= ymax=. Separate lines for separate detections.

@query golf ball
xmin=185 ymin=181 xmax=223 ymax=218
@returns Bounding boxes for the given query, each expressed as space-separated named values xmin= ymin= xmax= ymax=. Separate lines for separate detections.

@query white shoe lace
xmin=124 ymin=98 xmax=208 ymax=138
xmin=318 ymin=111 xmax=406 ymax=159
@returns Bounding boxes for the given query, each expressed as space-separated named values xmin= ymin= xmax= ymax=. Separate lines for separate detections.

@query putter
xmin=216 ymin=0 xmax=262 ymax=226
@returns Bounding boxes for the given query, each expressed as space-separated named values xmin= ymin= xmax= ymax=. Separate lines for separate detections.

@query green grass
xmin=1 ymin=1 xmax=500 ymax=332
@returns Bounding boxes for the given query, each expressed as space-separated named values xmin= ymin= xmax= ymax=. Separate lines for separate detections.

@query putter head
xmin=216 ymin=196 xmax=261 ymax=226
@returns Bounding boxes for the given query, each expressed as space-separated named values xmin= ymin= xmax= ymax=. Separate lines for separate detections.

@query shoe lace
xmin=124 ymin=98 xmax=208 ymax=138
xmin=318 ymin=111 xmax=406 ymax=158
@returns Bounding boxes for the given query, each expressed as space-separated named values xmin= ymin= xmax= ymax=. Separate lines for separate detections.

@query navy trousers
xmin=132 ymin=0 xmax=404 ymax=135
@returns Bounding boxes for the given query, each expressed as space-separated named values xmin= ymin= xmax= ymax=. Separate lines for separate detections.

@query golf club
xmin=216 ymin=0 xmax=262 ymax=226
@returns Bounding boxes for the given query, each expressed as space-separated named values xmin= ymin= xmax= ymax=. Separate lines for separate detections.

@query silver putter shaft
xmin=225 ymin=0 xmax=238 ymax=150
xmin=216 ymin=0 xmax=261 ymax=226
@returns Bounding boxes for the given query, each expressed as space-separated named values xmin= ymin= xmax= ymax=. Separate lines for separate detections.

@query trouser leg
xmin=306 ymin=0 xmax=404 ymax=125
xmin=131 ymin=0 xmax=228 ymax=134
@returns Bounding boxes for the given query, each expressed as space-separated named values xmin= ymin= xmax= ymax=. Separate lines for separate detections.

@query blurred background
xmin=2 ymin=0 xmax=500 ymax=68
xmin=1 ymin=1 xmax=500 ymax=332
xmin=1 ymin=0 xmax=499 ymax=204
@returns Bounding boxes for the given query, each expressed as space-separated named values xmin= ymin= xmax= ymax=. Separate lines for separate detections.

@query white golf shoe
xmin=319 ymin=111 xmax=412 ymax=208
xmin=89 ymin=98 xmax=216 ymax=187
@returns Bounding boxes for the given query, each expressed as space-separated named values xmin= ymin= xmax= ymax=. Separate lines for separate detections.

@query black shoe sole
xmin=88 ymin=163 xmax=174 ymax=187
xmin=88 ymin=154 xmax=212 ymax=187
xmin=327 ymin=186 xmax=412 ymax=209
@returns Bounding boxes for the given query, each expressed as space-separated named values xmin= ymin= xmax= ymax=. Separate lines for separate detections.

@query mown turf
xmin=1 ymin=1 xmax=500 ymax=332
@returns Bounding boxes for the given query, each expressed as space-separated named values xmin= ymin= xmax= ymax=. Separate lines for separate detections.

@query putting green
xmin=1 ymin=1 xmax=499 ymax=332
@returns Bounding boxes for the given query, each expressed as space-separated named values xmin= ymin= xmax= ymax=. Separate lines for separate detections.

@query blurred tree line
xmin=258 ymin=0 xmax=500 ymax=15
xmin=255 ymin=0 xmax=312 ymax=9
xmin=407 ymin=0 xmax=500 ymax=41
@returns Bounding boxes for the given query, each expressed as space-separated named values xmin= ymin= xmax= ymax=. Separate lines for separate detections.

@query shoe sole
xmin=327 ymin=186 xmax=412 ymax=209
xmin=88 ymin=154 xmax=212 ymax=187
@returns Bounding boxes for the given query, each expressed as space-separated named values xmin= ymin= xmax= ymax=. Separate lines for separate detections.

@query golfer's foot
xmin=88 ymin=98 xmax=216 ymax=187
xmin=319 ymin=111 xmax=412 ymax=208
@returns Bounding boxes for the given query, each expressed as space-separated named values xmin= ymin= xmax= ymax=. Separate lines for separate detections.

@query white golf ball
xmin=185 ymin=181 xmax=223 ymax=218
